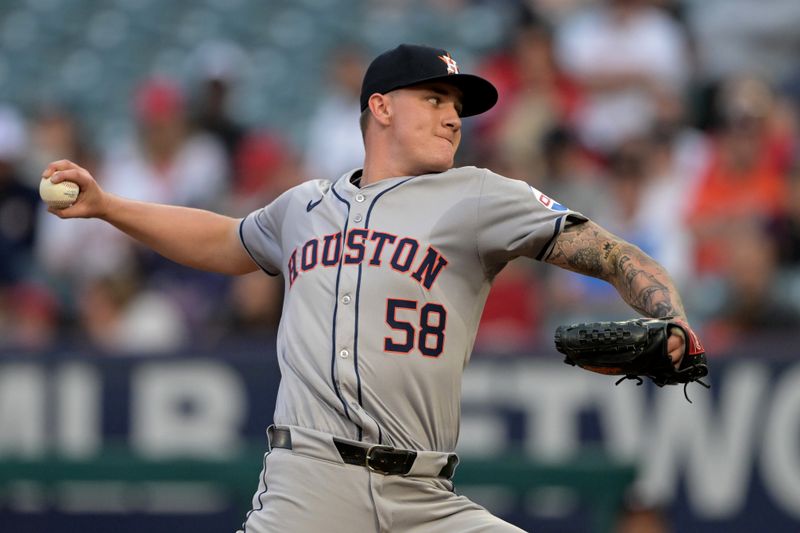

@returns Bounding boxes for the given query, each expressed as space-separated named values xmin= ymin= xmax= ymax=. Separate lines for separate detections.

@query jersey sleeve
xmin=238 ymin=191 xmax=294 ymax=276
xmin=476 ymin=170 xmax=587 ymax=275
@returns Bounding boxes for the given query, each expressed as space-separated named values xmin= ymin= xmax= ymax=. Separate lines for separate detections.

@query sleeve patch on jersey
xmin=529 ymin=185 xmax=568 ymax=212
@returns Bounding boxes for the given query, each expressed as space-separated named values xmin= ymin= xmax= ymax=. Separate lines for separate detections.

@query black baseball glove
xmin=554 ymin=318 xmax=709 ymax=401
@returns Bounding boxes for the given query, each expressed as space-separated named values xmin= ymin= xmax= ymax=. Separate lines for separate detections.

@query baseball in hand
xmin=40 ymin=176 xmax=80 ymax=209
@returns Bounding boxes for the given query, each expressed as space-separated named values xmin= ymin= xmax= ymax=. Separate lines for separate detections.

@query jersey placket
xmin=332 ymin=189 xmax=368 ymax=438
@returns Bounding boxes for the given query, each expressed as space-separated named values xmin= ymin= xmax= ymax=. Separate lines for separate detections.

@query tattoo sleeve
xmin=545 ymin=220 xmax=687 ymax=319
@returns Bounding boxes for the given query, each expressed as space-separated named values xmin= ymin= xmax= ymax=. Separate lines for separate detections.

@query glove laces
xmin=614 ymin=375 xmax=710 ymax=403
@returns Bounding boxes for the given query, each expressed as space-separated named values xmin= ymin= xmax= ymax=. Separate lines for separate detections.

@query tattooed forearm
xmin=612 ymin=250 xmax=682 ymax=318
xmin=546 ymin=220 xmax=686 ymax=319
xmin=546 ymin=221 xmax=606 ymax=273
xmin=566 ymin=247 xmax=604 ymax=277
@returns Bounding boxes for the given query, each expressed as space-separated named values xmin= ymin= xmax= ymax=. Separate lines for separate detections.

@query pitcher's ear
xmin=368 ymin=93 xmax=393 ymax=126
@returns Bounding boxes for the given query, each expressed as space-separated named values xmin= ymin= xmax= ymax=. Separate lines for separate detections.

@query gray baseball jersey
xmin=239 ymin=166 xmax=585 ymax=453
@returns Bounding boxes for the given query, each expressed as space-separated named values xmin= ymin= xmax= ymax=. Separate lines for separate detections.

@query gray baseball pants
xmin=237 ymin=425 xmax=526 ymax=533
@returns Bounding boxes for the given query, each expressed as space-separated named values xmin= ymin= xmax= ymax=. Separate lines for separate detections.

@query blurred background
xmin=1 ymin=0 xmax=799 ymax=531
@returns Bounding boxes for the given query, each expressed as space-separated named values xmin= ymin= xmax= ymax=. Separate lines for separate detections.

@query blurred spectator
xmin=35 ymin=212 xmax=136 ymax=287
xmin=529 ymin=127 xmax=615 ymax=327
xmin=603 ymin=132 xmax=698 ymax=283
xmin=772 ymin=169 xmax=800 ymax=267
xmin=96 ymin=77 xmax=231 ymax=339
xmin=539 ymin=126 xmax=608 ymax=219
xmin=76 ymin=271 xmax=189 ymax=354
xmin=303 ymin=44 xmax=366 ymax=179
xmin=228 ymin=130 xmax=305 ymax=216
xmin=608 ymin=89 xmax=709 ymax=287
xmin=604 ymin=137 xmax=662 ymax=250
xmin=477 ymin=18 xmax=582 ymax=180
xmin=218 ymin=271 xmax=284 ymax=338
xmin=186 ymin=40 xmax=251 ymax=166
xmin=100 ymin=76 xmax=229 ymax=209
xmin=29 ymin=108 xmax=133 ymax=288
xmin=475 ymin=261 xmax=542 ymax=354
xmin=686 ymin=76 xmax=791 ymax=275
xmin=701 ymin=222 xmax=799 ymax=350
xmin=1 ymin=282 xmax=59 ymax=350
xmin=24 ymin=105 xmax=97 ymax=183
xmin=555 ymin=0 xmax=690 ymax=154
xmin=685 ymin=0 xmax=800 ymax=83
xmin=0 ymin=104 xmax=37 ymax=284
xmin=541 ymin=103 xmax=707 ymax=325
xmin=542 ymin=138 xmax=665 ymax=325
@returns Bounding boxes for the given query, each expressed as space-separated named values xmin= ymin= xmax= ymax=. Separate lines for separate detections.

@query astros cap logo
xmin=438 ymin=53 xmax=459 ymax=74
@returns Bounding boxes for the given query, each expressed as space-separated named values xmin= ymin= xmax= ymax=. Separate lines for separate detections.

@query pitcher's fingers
xmin=47 ymin=206 xmax=71 ymax=218
xmin=667 ymin=333 xmax=683 ymax=353
xmin=48 ymin=168 xmax=87 ymax=185
xmin=667 ymin=330 xmax=684 ymax=365
xmin=47 ymin=200 xmax=87 ymax=218
xmin=43 ymin=159 xmax=82 ymax=178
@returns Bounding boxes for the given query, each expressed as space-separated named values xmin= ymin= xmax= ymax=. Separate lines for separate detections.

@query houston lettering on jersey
xmin=287 ymin=229 xmax=448 ymax=290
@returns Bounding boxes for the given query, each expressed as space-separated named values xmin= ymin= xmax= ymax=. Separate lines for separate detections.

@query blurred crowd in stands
xmin=1 ymin=0 xmax=799 ymax=356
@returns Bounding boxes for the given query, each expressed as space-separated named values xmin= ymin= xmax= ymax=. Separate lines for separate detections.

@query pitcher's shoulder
xmin=287 ymin=178 xmax=332 ymax=195
xmin=433 ymin=166 xmax=492 ymax=187
xmin=444 ymin=165 xmax=489 ymax=179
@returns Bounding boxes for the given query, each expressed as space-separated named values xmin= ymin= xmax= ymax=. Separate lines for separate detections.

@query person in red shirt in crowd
xmin=687 ymin=76 xmax=793 ymax=274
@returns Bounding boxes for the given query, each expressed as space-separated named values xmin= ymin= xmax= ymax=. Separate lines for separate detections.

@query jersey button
xmin=341 ymin=294 xmax=352 ymax=304
xmin=339 ymin=349 xmax=350 ymax=359
xmin=355 ymin=194 xmax=366 ymax=203
xmin=353 ymin=214 xmax=363 ymax=223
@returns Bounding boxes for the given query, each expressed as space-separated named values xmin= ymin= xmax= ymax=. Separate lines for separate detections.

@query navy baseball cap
xmin=360 ymin=44 xmax=498 ymax=118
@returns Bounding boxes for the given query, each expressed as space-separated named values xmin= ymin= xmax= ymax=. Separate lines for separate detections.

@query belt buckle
xmin=365 ymin=444 xmax=395 ymax=473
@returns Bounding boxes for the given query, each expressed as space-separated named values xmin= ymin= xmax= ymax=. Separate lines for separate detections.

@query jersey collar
xmin=335 ymin=168 xmax=420 ymax=196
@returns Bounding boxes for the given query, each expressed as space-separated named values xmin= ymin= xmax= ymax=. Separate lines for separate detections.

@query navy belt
xmin=268 ymin=426 xmax=458 ymax=479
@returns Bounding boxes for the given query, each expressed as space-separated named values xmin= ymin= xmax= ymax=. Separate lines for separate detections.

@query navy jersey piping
xmin=241 ymin=449 xmax=271 ymax=532
xmin=356 ymin=176 xmax=416 ymax=443
xmin=238 ymin=217 xmax=279 ymax=276
xmin=536 ymin=215 xmax=564 ymax=261
xmin=330 ymin=184 xmax=358 ymax=434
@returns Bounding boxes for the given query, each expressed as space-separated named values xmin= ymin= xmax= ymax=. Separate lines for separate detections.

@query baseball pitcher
xmin=43 ymin=44 xmax=702 ymax=532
